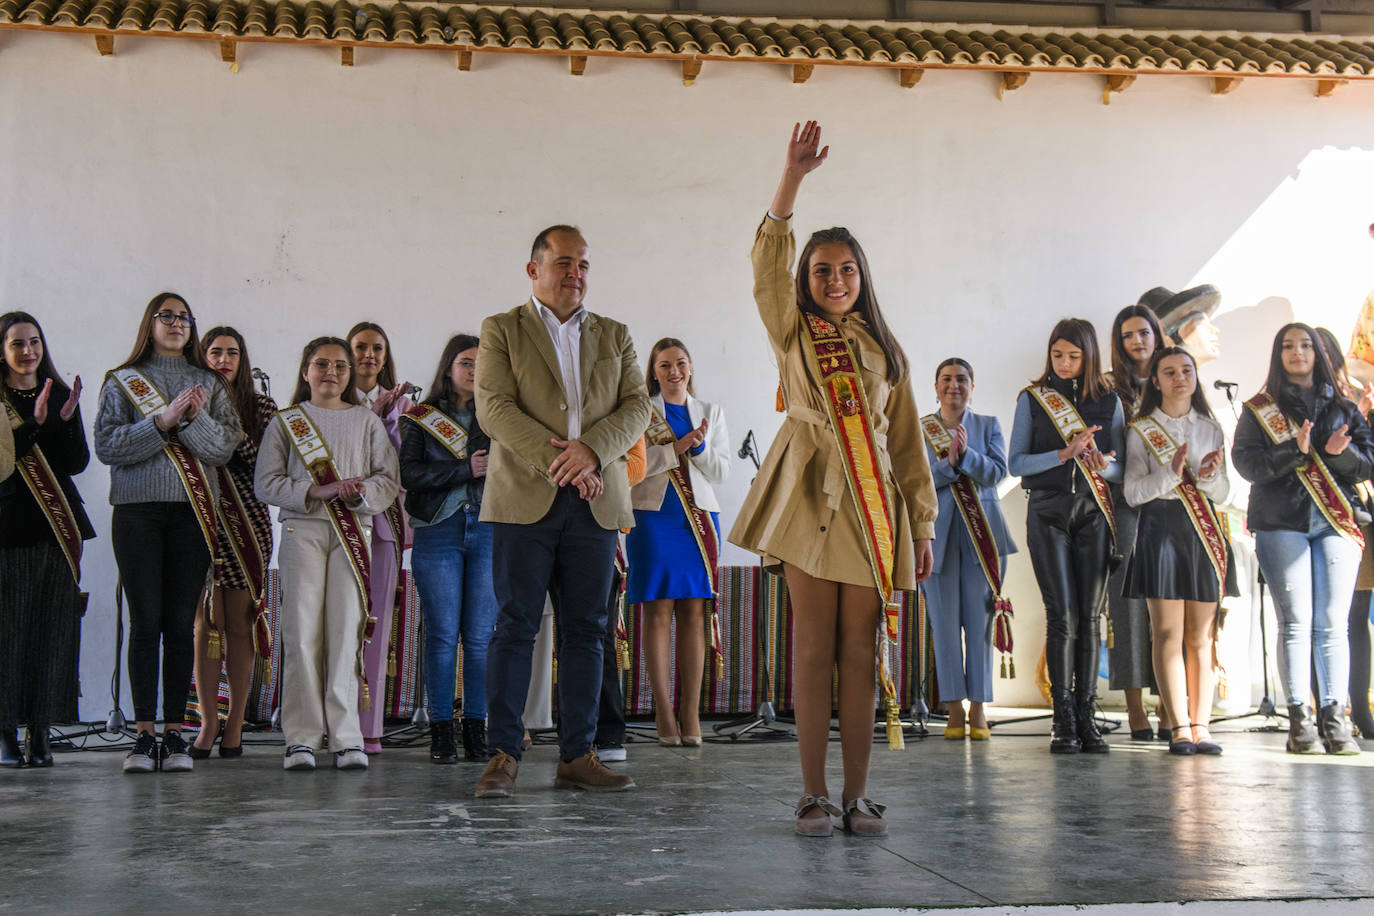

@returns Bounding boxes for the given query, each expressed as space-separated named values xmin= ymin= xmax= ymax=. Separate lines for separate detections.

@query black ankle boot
xmin=1075 ymin=695 xmax=1110 ymax=754
xmin=25 ymin=726 xmax=53 ymax=768
xmin=1317 ymin=703 xmax=1361 ymax=756
xmin=461 ymin=717 xmax=489 ymax=762
xmin=1286 ymin=704 xmax=1324 ymax=754
xmin=0 ymin=729 xmax=24 ymax=766
xmin=1050 ymin=690 xmax=1080 ymax=754
xmin=430 ymin=720 xmax=458 ymax=764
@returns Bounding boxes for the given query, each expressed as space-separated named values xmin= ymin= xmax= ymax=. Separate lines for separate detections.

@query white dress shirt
xmin=533 ymin=295 xmax=588 ymax=440
xmin=355 ymin=386 xmax=380 ymax=409
xmin=1124 ymin=406 xmax=1230 ymax=507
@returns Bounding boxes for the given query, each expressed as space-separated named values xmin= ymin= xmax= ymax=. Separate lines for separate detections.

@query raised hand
xmin=1324 ymin=423 xmax=1352 ymax=456
xmin=470 ymin=448 xmax=489 ymax=478
xmin=770 ymin=121 xmax=830 ymax=220
xmin=1296 ymin=419 xmax=1314 ymax=455
xmin=60 ymin=376 xmax=82 ymax=422
xmin=1199 ymin=448 xmax=1224 ymax=478
xmin=1170 ymin=442 xmax=1190 ymax=477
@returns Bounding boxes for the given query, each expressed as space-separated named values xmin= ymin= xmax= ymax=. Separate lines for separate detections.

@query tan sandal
xmin=794 ymin=794 xmax=841 ymax=837
xmin=841 ymin=797 xmax=888 ymax=837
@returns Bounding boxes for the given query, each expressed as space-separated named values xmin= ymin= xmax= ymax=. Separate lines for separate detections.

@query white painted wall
xmin=3 ymin=30 xmax=1373 ymax=718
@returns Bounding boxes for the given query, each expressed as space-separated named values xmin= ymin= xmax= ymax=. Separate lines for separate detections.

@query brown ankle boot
xmin=554 ymin=750 xmax=635 ymax=792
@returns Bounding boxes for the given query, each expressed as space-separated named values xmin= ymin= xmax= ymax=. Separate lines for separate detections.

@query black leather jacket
xmin=399 ymin=399 xmax=489 ymax=525
xmin=1232 ymin=382 xmax=1374 ymax=533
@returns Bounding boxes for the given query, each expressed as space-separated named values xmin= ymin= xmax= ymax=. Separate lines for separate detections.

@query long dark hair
xmin=796 ymin=227 xmax=908 ymax=384
xmin=201 ymin=325 xmax=266 ymax=443
xmin=291 ymin=337 xmax=358 ymax=407
xmin=1109 ymin=304 xmax=1164 ymax=419
xmin=0 ymin=311 xmax=63 ymax=389
xmin=346 ymin=321 xmax=397 ymax=391
xmin=115 ymin=292 xmax=205 ymax=371
xmin=1137 ymin=346 xmax=1215 ymax=421
xmin=1314 ymin=326 xmax=1352 ymax=400
xmin=645 ymin=337 xmax=696 ymax=398
xmin=425 ymin=334 xmax=480 ymax=407
xmin=1264 ymin=322 xmax=1338 ymax=414
xmin=1032 ymin=318 xmax=1111 ymax=401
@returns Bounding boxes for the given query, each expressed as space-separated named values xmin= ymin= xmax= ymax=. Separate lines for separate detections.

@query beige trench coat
xmin=728 ymin=215 xmax=937 ymax=591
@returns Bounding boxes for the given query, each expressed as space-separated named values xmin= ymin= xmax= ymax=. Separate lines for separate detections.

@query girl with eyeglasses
xmin=255 ymin=337 xmax=399 ymax=771
xmin=347 ymin=321 xmax=412 ymax=755
xmin=0 ymin=311 xmax=95 ymax=767
xmin=187 ymin=326 xmax=278 ymax=759
xmin=94 ymin=293 xmax=243 ymax=774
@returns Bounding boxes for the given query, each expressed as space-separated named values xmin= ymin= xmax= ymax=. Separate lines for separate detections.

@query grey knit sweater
xmin=94 ymin=353 xmax=243 ymax=505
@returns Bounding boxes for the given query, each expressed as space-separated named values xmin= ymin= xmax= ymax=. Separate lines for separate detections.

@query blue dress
xmin=626 ymin=402 xmax=721 ymax=603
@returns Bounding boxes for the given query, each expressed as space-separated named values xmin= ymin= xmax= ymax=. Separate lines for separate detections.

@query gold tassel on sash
xmin=1105 ymin=612 xmax=1115 ymax=650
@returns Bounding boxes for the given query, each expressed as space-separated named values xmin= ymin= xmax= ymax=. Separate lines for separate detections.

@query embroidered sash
xmin=2 ymin=395 xmax=83 ymax=583
xmin=276 ymin=405 xmax=378 ymax=708
xmin=921 ymin=414 xmax=1015 ymax=678
xmin=1130 ymin=415 xmax=1231 ymax=590
xmin=1244 ymin=393 xmax=1365 ymax=550
xmin=800 ymin=313 xmax=905 ymax=748
xmin=400 ymin=403 xmax=469 ymax=460
xmin=214 ymin=464 xmax=272 ymax=663
xmin=1026 ymin=385 xmax=1117 ymax=537
xmin=646 ymin=405 xmax=725 ymax=674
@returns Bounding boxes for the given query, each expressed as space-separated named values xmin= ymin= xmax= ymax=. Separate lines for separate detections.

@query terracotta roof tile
xmin=2 ymin=1 xmax=1372 ymax=87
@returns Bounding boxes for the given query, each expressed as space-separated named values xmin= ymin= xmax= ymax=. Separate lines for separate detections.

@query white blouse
xmin=1124 ymin=407 xmax=1230 ymax=507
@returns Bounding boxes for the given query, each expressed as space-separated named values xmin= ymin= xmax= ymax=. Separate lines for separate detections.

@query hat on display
xmin=1138 ymin=285 xmax=1222 ymax=340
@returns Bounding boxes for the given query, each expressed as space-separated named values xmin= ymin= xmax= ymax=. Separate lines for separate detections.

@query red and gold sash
xmin=921 ymin=413 xmax=1015 ymax=678
xmin=1026 ymin=385 xmax=1117 ymax=537
xmin=1 ymin=395 xmax=83 ymax=583
xmin=1244 ymin=393 xmax=1365 ymax=550
xmin=214 ymin=464 xmax=272 ymax=663
xmin=1131 ymin=415 xmax=1231 ymax=590
xmin=276 ymin=405 xmax=379 ymax=708
xmin=800 ymin=313 xmax=904 ymax=748
xmin=646 ymin=405 xmax=725 ymax=674
xmin=400 ymin=403 xmax=469 ymax=459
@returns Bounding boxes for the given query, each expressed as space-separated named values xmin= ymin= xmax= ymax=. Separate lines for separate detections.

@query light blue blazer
xmin=924 ymin=409 xmax=1018 ymax=572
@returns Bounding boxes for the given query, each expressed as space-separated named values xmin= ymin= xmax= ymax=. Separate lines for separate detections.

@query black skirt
xmin=1123 ymin=498 xmax=1240 ymax=602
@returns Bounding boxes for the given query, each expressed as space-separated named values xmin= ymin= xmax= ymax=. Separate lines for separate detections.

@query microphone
xmin=1213 ymin=380 xmax=1239 ymax=392
xmin=737 ymin=430 xmax=755 ymax=460
xmin=251 ymin=367 xmax=271 ymax=397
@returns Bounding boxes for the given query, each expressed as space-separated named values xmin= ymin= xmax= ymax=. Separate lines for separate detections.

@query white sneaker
xmin=159 ymin=728 xmax=193 ymax=773
xmin=335 ymin=747 xmax=368 ymax=770
xmin=122 ymin=730 xmax=158 ymax=774
xmin=595 ymin=743 xmax=627 ymax=762
xmin=283 ymin=746 xmax=316 ymax=771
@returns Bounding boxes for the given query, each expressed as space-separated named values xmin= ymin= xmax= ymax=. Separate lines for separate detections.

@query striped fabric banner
xmin=385 ymin=571 xmax=424 ymax=719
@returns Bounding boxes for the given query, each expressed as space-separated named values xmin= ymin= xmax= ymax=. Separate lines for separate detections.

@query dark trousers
xmin=0 ymin=541 xmax=80 ymax=730
xmin=486 ymin=488 xmax=617 ymax=761
xmin=1027 ymin=488 xmax=1113 ymax=700
xmin=550 ymin=564 xmax=627 ymax=746
xmin=112 ymin=502 xmax=211 ymax=724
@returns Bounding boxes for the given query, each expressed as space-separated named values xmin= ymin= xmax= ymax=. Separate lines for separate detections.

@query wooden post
xmin=340 ymin=46 xmax=353 ymax=67
xmin=569 ymin=54 xmax=587 ymax=76
xmin=682 ymin=59 xmax=702 ymax=86
xmin=898 ymin=67 xmax=922 ymax=88
xmin=94 ymin=34 xmax=114 ymax=56
xmin=456 ymin=49 xmax=472 ymax=71
xmin=1102 ymin=73 xmax=1134 ymax=105
xmin=1315 ymin=78 xmax=1347 ymax=98
xmin=998 ymin=71 xmax=1027 ymax=100
xmin=220 ymin=39 xmax=238 ymax=72
xmin=792 ymin=63 xmax=813 ymax=84
xmin=1211 ymin=76 xmax=1243 ymax=94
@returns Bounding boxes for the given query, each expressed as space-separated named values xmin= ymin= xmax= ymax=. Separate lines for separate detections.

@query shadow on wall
xmin=1212 ymin=296 xmax=1295 ymax=399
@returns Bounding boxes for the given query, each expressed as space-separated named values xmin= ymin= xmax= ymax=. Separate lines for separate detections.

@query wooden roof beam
xmin=94 ymin=34 xmax=114 ymax=56
xmin=898 ymin=67 xmax=923 ymax=88
xmin=682 ymin=59 xmax=702 ymax=86
xmin=456 ymin=49 xmax=472 ymax=70
xmin=1212 ymin=76 xmax=1243 ymax=94
xmin=1102 ymin=72 xmax=1135 ymax=104
xmin=998 ymin=71 xmax=1028 ymax=99
xmin=1316 ymin=78 xmax=1347 ymax=97
xmin=792 ymin=63 xmax=814 ymax=84
xmin=341 ymin=46 xmax=354 ymax=66
xmin=220 ymin=39 xmax=238 ymax=73
xmin=569 ymin=54 xmax=587 ymax=76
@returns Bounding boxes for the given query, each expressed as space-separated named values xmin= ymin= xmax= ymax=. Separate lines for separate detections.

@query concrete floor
xmin=2 ymin=714 xmax=1372 ymax=914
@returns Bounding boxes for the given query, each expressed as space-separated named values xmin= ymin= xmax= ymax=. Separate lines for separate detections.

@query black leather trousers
xmin=1026 ymin=488 xmax=1113 ymax=700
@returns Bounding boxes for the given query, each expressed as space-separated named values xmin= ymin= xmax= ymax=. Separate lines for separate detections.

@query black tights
xmin=1350 ymin=589 xmax=1374 ymax=737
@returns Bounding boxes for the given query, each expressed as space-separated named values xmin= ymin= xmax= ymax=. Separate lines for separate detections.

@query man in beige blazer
xmin=474 ymin=224 xmax=649 ymax=797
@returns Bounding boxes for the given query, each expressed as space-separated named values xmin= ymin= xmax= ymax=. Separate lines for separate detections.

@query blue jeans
xmin=411 ymin=504 xmax=498 ymax=722
xmin=1254 ymin=507 xmax=1361 ymax=708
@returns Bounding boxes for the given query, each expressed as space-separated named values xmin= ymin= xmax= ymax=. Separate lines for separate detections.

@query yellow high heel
xmin=943 ymin=724 xmax=967 ymax=739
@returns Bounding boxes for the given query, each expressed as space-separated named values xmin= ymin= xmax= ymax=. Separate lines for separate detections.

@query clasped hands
xmin=309 ymin=477 xmax=367 ymax=502
xmin=154 ymin=384 xmax=207 ymax=432
xmin=32 ymin=376 xmax=82 ymax=425
xmin=1295 ymin=420 xmax=1352 ymax=457
xmin=550 ymin=438 xmax=602 ymax=501
xmin=1058 ymin=425 xmax=1115 ymax=472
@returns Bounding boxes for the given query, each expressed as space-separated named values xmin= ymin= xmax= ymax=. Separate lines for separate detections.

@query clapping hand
xmin=155 ymin=386 xmax=198 ymax=431
xmin=1325 ymin=424 xmax=1352 ymax=456
xmin=373 ymin=382 xmax=412 ymax=417
xmin=33 ymin=376 xmax=82 ymax=425
xmin=1199 ymin=448 xmax=1224 ymax=478
xmin=183 ymin=384 xmax=208 ymax=421
xmin=1170 ymin=442 xmax=1190 ymax=477
xmin=674 ymin=419 xmax=709 ymax=456
xmin=1296 ymin=419 xmax=1314 ymax=455
xmin=947 ymin=424 xmax=967 ymax=467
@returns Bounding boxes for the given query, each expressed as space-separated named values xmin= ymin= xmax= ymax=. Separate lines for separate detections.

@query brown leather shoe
xmin=474 ymin=750 xmax=519 ymax=798
xmin=554 ymin=750 xmax=635 ymax=792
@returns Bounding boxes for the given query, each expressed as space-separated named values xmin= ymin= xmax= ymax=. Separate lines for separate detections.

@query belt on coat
xmin=785 ymin=405 xmax=890 ymax=511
